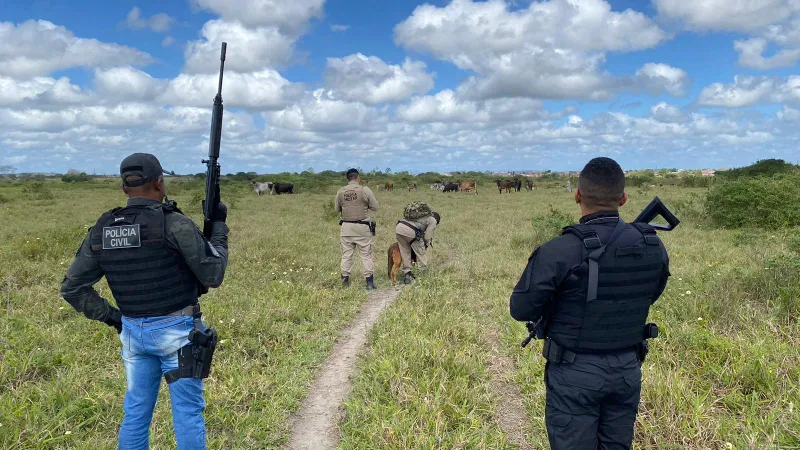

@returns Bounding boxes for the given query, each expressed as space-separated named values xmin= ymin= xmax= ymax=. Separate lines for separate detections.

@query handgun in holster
xmin=164 ymin=306 xmax=219 ymax=384
xmin=636 ymin=323 xmax=659 ymax=362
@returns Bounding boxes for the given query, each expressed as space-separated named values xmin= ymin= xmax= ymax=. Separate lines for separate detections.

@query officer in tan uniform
xmin=395 ymin=202 xmax=440 ymax=284
xmin=335 ymin=168 xmax=379 ymax=290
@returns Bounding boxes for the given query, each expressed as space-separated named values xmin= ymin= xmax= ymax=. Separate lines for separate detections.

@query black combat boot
xmin=366 ymin=276 xmax=376 ymax=290
xmin=342 ymin=275 xmax=350 ymax=287
xmin=403 ymin=273 xmax=415 ymax=285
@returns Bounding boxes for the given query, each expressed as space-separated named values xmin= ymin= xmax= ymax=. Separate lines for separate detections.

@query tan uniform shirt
xmin=335 ymin=181 xmax=379 ymax=237
xmin=396 ymin=215 xmax=437 ymax=243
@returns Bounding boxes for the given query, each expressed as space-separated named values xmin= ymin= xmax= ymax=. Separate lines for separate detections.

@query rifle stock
xmin=633 ymin=196 xmax=680 ymax=231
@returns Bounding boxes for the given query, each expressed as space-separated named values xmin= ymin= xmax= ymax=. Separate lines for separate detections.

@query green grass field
xmin=1 ymin=179 xmax=798 ymax=449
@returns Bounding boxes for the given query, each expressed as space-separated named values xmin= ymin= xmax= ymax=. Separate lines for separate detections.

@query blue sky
xmin=1 ymin=0 xmax=799 ymax=174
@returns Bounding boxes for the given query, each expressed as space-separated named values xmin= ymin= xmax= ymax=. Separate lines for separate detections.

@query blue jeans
xmin=119 ymin=315 xmax=206 ymax=450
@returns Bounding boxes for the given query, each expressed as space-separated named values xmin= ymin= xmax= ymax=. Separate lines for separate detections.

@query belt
xmin=166 ymin=304 xmax=199 ymax=317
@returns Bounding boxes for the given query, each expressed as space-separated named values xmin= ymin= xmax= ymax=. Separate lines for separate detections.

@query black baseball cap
xmin=346 ymin=168 xmax=359 ymax=177
xmin=120 ymin=153 xmax=168 ymax=187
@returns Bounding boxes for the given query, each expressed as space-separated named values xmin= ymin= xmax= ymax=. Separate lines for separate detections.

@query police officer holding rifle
xmin=510 ymin=157 xmax=675 ymax=449
xmin=60 ymin=43 xmax=230 ymax=450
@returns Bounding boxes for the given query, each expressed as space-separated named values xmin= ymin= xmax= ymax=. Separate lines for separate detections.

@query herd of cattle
xmin=252 ymin=178 xmax=553 ymax=196
xmin=252 ymin=181 xmax=294 ymax=195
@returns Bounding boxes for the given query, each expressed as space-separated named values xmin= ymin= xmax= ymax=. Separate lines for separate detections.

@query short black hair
xmin=578 ymin=157 xmax=625 ymax=209
xmin=346 ymin=168 xmax=359 ymax=181
xmin=432 ymin=211 xmax=441 ymax=224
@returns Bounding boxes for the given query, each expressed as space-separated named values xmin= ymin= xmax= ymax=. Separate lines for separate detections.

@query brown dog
xmin=388 ymin=242 xmax=416 ymax=283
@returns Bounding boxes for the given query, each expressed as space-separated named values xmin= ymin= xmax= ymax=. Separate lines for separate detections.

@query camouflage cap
xmin=404 ymin=202 xmax=432 ymax=220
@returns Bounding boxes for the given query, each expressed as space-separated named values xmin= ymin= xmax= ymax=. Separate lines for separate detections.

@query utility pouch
xmin=369 ymin=221 xmax=376 ymax=236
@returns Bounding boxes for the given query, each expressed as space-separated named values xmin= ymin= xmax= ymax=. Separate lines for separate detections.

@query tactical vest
xmin=338 ymin=184 xmax=367 ymax=221
xmin=89 ymin=204 xmax=198 ymax=317
xmin=545 ymin=221 xmax=666 ymax=352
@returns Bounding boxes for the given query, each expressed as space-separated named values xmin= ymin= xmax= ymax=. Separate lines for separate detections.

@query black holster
xmin=164 ymin=306 xmax=218 ymax=384
xmin=637 ymin=322 xmax=659 ymax=362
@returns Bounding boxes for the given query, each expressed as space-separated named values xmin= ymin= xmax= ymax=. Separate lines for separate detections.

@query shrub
xmin=718 ymin=158 xmax=799 ymax=180
xmin=61 ymin=170 xmax=91 ymax=183
xmin=706 ymin=174 xmax=800 ymax=228
xmin=21 ymin=181 xmax=53 ymax=200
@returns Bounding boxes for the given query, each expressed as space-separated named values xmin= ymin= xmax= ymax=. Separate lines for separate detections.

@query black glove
xmin=202 ymin=200 xmax=227 ymax=223
xmin=104 ymin=308 xmax=123 ymax=333
xmin=104 ymin=317 xmax=122 ymax=333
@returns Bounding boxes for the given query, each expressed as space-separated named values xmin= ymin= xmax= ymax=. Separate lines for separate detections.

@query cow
xmin=495 ymin=179 xmax=511 ymax=194
xmin=512 ymin=179 xmax=522 ymax=192
xmin=408 ymin=182 xmax=417 ymax=191
xmin=252 ymin=181 xmax=274 ymax=196
xmin=430 ymin=182 xmax=444 ymax=191
xmin=459 ymin=180 xmax=478 ymax=194
xmin=385 ymin=181 xmax=394 ymax=191
xmin=273 ymin=182 xmax=294 ymax=195
xmin=442 ymin=182 xmax=459 ymax=192
xmin=525 ymin=180 xmax=534 ymax=191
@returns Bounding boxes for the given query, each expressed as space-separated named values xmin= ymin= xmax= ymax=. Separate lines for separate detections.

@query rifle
xmin=199 ymin=42 xmax=226 ymax=296
xmin=520 ymin=197 xmax=679 ymax=347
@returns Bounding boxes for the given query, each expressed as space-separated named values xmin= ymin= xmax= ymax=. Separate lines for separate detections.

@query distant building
xmin=701 ymin=169 xmax=716 ymax=177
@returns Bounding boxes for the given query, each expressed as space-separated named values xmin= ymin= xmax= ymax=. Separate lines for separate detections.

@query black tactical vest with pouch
xmin=545 ymin=220 xmax=666 ymax=352
xmin=90 ymin=204 xmax=198 ymax=317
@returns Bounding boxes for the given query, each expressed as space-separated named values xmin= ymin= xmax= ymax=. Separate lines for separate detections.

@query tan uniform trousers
xmin=340 ymin=222 xmax=374 ymax=277
xmin=395 ymin=234 xmax=427 ymax=275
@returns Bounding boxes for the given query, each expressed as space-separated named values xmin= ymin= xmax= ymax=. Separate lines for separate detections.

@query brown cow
xmin=385 ymin=181 xmax=393 ymax=191
xmin=459 ymin=180 xmax=477 ymax=194
xmin=495 ymin=179 xmax=511 ymax=194
xmin=525 ymin=179 xmax=534 ymax=191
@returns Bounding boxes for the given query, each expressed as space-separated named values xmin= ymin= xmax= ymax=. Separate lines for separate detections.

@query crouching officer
xmin=60 ymin=153 xmax=229 ymax=450
xmin=395 ymin=202 xmax=440 ymax=284
xmin=510 ymin=157 xmax=670 ymax=449
xmin=335 ymin=168 xmax=379 ymax=289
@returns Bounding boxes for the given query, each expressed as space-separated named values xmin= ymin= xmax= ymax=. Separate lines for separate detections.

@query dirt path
xmin=486 ymin=330 xmax=535 ymax=450
xmin=286 ymin=287 xmax=402 ymax=450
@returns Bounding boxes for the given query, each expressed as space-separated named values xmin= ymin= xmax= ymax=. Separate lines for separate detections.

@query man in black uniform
xmin=510 ymin=157 xmax=670 ymax=449
xmin=60 ymin=153 xmax=228 ymax=450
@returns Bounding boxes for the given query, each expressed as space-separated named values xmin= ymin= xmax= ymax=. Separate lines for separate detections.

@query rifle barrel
xmin=217 ymin=42 xmax=226 ymax=96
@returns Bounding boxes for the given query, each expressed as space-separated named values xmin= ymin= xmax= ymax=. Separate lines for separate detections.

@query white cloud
xmin=94 ymin=67 xmax=167 ymax=102
xmin=191 ymin=0 xmax=324 ymax=35
xmin=0 ymin=20 xmax=152 ymax=78
xmin=393 ymin=0 xmax=667 ymax=101
xmin=635 ymin=63 xmax=691 ymax=96
xmin=330 ymin=24 xmax=349 ymax=32
xmin=324 ymin=54 xmax=434 ymax=104
xmin=396 ymin=89 xmax=550 ymax=123
xmin=649 ymin=102 xmax=687 ymax=123
xmin=777 ymin=105 xmax=800 ymax=120
xmin=183 ymin=20 xmax=295 ymax=73
xmin=124 ymin=7 xmax=175 ymax=33
xmin=697 ymin=76 xmax=776 ymax=107
xmin=734 ymin=37 xmax=800 ymax=69
xmin=161 ymin=70 xmax=302 ymax=109
xmin=695 ymin=75 xmax=800 ymax=107
xmin=264 ymin=89 xmax=385 ymax=133
xmin=654 ymin=0 xmax=798 ymax=32
xmin=0 ymin=76 xmax=85 ymax=106
xmin=656 ymin=1 xmax=800 ymax=71
xmin=162 ymin=36 xmax=176 ymax=47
